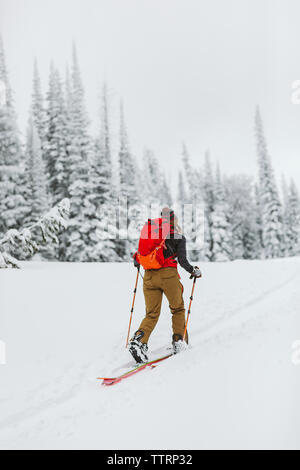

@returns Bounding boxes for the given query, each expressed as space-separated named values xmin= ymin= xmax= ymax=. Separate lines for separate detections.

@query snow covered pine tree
xmin=0 ymin=199 xmax=70 ymax=268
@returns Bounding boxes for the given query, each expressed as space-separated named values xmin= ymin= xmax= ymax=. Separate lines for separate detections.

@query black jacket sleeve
xmin=176 ymin=236 xmax=194 ymax=274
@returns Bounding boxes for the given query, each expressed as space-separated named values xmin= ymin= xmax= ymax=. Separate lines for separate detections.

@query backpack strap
xmin=147 ymin=219 xmax=151 ymax=240
xmin=159 ymin=218 xmax=163 ymax=240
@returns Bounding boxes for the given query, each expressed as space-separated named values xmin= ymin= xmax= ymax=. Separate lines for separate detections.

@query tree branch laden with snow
xmin=0 ymin=198 xmax=70 ymax=268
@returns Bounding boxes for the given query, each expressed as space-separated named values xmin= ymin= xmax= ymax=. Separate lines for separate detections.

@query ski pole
xmin=183 ymin=276 xmax=197 ymax=342
xmin=126 ymin=266 xmax=140 ymax=348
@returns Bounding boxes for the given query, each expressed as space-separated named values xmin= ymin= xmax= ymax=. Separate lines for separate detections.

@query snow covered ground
xmin=0 ymin=258 xmax=300 ymax=450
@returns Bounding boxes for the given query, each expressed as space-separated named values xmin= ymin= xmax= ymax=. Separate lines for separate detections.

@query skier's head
xmin=161 ymin=207 xmax=174 ymax=220
xmin=161 ymin=207 xmax=182 ymax=234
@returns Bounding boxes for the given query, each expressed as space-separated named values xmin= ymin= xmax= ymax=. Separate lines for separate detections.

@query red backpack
xmin=136 ymin=218 xmax=170 ymax=270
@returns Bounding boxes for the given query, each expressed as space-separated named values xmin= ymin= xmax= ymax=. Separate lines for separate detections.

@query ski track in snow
xmin=193 ymin=269 xmax=300 ymax=340
xmin=0 ymin=363 xmax=88 ymax=429
xmin=0 ymin=259 xmax=300 ymax=449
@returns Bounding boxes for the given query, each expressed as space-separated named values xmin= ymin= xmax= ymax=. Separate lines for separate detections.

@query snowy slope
xmin=0 ymin=258 xmax=300 ymax=450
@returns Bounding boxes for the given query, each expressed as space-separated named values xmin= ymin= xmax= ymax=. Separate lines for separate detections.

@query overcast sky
xmin=1 ymin=0 xmax=300 ymax=190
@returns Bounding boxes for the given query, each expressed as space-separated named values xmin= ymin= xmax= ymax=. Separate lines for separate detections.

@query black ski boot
xmin=172 ymin=334 xmax=187 ymax=355
xmin=128 ymin=330 xmax=149 ymax=364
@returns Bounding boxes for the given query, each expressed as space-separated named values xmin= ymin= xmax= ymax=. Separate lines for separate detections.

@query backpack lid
xmin=138 ymin=217 xmax=170 ymax=255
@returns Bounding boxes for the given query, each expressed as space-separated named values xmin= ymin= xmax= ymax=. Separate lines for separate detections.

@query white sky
xmin=1 ymin=0 xmax=300 ymax=191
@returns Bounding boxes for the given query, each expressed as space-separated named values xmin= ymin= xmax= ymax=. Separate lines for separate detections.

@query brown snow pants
xmin=138 ymin=267 xmax=187 ymax=344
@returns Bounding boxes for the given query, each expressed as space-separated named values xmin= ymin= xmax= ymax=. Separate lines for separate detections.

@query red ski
xmin=97 ymin=353 xmax=173 ymax=386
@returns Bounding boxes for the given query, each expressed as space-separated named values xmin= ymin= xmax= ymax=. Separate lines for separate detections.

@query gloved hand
xmin=190 ymin=266 xmax=202 ymax=279
xmin=133 ymin=252 xmax=140 ymax=268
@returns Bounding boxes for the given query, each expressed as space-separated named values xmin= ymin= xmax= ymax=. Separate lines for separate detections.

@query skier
xmin=129 ymin=207 xmax=202 ymax=363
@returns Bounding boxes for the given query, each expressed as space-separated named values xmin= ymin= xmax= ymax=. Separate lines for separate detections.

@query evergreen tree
xmin=118 ymin=100 xmax=141 ymax=259
xmin=76 ymin=82 xmax=120 ymax=262
xmin=23 ymin=116 xmax=52 ymax=259
xmin=177 ymin=170 xmax=187 ymax=204
xmin=31 ymin=59 xmax=46 ymax=147
xmin=160 ymin=173 xmax=173 ymax=208
xmin=182 ymin=142 xmax=200 ymax=203
xmin=202 ymin=154 xmax=232 ymax=262
xmin=254 ymin=182 xmax=264 ymax=256
xmin=0 ymin=35 xmax=26 ymax=236
xmin=203 ymin=151 xmax=215 ymax=261
xmin=255 ymin=107 xmax=284 ymax=258
xmin=68 ymin=43 xmax=91 ymax=180
xmin=63 ymin=45 xmax=94 ymax=261
xmin=93 ymin=82 xmax=113 ymax=204
xmin=181 ymin=144 xmax=204 ymax=260
xmin=281 ymin=175 xmax=289 ymax=210
xmin=284 ymin=180 xmax=300 ymax=256
xmin=24 ymin=116 xmax=48 ymax=224
xmin=225 ymin=175 xmax=261 ymax=260
xmin=0 ymin=198 xmax=70 ymax=268
xmin=281 ymin=174 xmax=290 ymax=256
xmin=119 ymin=101 xmax=138 ymax=204
xmin=143 ymin=148 xmax=172 ymax=208
xmin=44 ymin=63 xmax=69 ymax=204
xmin=142 ymin=148 xmax=159 ymax=208
xmin=210 ymin=163 xmax=231 ymax=261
